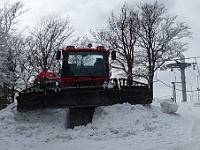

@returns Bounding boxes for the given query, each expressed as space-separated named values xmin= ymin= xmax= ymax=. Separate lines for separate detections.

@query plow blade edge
xmin=16 ymin=79 xmax=153 ymax=110
xmin=17 ymin=88 xmax=152 ymax=110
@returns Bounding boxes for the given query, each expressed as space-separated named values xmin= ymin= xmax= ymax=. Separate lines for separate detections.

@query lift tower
xmin=167 ymin=54 xmax=191 ymax=102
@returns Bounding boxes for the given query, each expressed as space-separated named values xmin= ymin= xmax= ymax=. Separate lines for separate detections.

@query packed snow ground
xmin=1 ymin=99 xmax=200 ymax=150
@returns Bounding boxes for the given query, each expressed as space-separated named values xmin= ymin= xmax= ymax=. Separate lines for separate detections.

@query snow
xmin=1 ymin=99 xmax=200 ymax=150
xmin=160 ymin=99 xmax=178 ymax=113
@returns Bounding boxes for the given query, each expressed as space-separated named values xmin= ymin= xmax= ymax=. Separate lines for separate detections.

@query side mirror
xmin=56 ymin=49 xmax=61 ymax=60
xmin=111 ymin=50 xmax=116 ymax=60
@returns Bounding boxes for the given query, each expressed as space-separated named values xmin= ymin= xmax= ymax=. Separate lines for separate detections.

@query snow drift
xmin=1 ymin=99 xmax=200 ymax=150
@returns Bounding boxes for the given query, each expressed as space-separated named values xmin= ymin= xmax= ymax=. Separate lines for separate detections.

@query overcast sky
xmin=11 ymin=0 xmax=200 ymax=100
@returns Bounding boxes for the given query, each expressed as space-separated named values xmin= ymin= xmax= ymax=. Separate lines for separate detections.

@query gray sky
xmin=13 ymin=0 xmax=200 ymax=100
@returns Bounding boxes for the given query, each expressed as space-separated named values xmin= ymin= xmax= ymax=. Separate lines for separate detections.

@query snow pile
xmin=160 ymin=99 xmax=178 ymax=113
xmin=0 ymin=102 xmax=17 ymax=123
xmin=61 ymin=103 xmax=160 ymax=141
xmin=0 ymin=100 xmax=200 ymax=150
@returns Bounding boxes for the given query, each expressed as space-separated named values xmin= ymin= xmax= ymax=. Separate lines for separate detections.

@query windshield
xmin=61 ymin=51 xmax=108 ymax=77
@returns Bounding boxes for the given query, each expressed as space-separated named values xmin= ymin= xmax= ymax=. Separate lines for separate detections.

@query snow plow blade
xmin=16 ymin=79 xmax=152 ymax=110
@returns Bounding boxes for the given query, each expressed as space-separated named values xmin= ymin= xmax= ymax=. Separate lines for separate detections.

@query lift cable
xmin=155 ymin=79 xmax=198 ymax=93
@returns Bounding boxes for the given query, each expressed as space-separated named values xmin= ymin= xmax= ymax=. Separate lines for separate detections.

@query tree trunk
xmin=148 ymin=75 xmax=154 ymax=100
xmin=11 ymin=86 xmax=14 ymax=103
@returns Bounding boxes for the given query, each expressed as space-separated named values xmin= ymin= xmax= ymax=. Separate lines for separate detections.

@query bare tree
xmin=19 ymin=36 xmax=38 ymax=88
xmin=6 ymin=35 xmax=36 ymax=92
xmin=28 ymin=14 xmax=74 ymax=73
xmin=91 ymin=1 xmax=191 ymax=98
xmin=6 ymin=34 xmax=28 ymax=101
xmin=90 ymin=28 xmax=109 ymax=46
xmin=0 ymin=1 xmax=24 ymax=83
xmin=69 ymin=35 xmax=92 ymax=48
xmin=0 ymin=1 xmax=24 ymax=103
xmin=136 ymin=1 xmax=192 ymax=92
xmin=91 ymin=4 xmax=139 ymax=80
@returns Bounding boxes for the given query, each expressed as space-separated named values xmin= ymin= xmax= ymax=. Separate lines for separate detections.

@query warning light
xmin=97 ymin=46 xmax=105 ymax=50
xmin=66 ymin=46 xmax=75 ymax=50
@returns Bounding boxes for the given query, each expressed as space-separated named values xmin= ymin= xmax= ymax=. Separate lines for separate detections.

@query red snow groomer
xmin=17 ymin=46 xmax=152 ymax=128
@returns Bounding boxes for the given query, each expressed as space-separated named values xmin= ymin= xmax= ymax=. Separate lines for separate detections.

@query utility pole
xmin=167 ymin=54 xmax=191 ymax=102
xmin=171 ymin=81 xmax=183 ymax=102
xmin=172 ymin=82 xmax=176 ymax=102
xmin=197 ymin=76 xmax=200 ymax=101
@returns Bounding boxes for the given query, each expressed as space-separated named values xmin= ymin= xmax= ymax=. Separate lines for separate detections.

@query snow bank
xmin=1 ymin=100 xmax=200 ymax=150
xmin=60 ymin=103 xmax=161 ymax=141
xmin=159 ymin=99 xmax=178 ymax=113
xmin=0 ymin=102 xmax=17 ymax=123
xmin=0 ymin=102 xmax=166 ymax=142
